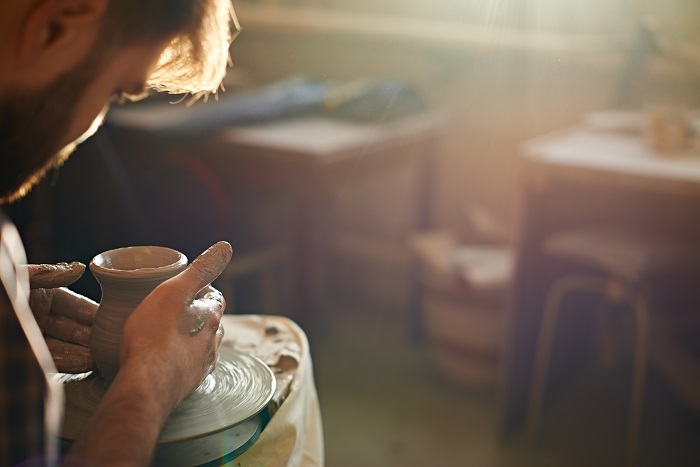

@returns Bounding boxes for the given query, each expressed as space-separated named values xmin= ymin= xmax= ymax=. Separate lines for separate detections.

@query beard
xmin=0 ymin=49 xmax=105 ymax=204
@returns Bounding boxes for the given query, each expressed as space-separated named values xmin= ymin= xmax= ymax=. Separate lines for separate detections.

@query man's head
xmin=0 ymin=0 xmax=236 ymax=204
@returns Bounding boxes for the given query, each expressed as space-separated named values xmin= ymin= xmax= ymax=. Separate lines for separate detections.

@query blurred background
xmin=7 ymin=0 xmax=700 ymax=465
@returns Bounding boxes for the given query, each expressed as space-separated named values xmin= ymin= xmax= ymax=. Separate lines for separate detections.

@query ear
xmin=17 ymin=0 xmax=108 ymax=72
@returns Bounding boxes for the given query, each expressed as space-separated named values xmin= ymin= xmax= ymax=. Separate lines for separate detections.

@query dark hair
xmin=100 ymin=0 xmax=239 ymax=96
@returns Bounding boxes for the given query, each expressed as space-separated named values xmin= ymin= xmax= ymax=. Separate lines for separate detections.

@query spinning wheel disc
xmin=57 ymin=347 xmax=276 ymax=464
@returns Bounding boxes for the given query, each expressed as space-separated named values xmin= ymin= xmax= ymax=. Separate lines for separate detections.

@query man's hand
xmin=120 ymin=241 xmax=233 ymax=407
xmin=64 ymin=241 xmax=233 ymax=466
xmin=26 ymin=262 xmax=98 ymax=373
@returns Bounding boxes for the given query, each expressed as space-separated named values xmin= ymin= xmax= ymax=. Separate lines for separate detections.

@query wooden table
xmin=108 ymin=106 xmax=444 ymax=337
xmin=500 ymin=124 xmax=700 ymax=440
xmin=207 ymin=114 xmax=443 ymax=337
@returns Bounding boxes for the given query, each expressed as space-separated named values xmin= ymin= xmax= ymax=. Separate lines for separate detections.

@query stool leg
xmin=525 ymin=275 xmax=606 ymax=442
xmin=595 ymin=300 xmax=618 ymax=370
xmin=626 ymin=295 xmax=650 ymax=467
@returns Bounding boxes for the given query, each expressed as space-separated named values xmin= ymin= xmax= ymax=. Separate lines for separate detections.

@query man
xmin=0 ymin=0 xmax=237 ymax=464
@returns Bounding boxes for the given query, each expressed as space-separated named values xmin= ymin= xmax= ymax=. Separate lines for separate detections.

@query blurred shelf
xmin=234 ymin=3 xmax=626 ymax=56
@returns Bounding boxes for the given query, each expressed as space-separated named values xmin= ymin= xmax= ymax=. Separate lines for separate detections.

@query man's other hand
xmin=26 ymin=262 xmax=98 ymax=373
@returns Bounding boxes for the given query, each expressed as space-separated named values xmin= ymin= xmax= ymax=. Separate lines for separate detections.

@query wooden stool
xmin=524 ymin=228 xmax=699 ymax=466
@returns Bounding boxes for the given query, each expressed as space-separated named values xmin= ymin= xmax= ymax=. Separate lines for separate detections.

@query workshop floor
xmin=313 ymin=306 xmax=700 ymax=467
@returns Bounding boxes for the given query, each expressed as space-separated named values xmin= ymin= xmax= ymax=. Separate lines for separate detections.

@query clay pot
xmin=89 ymin=246 xmax=188 ymax=383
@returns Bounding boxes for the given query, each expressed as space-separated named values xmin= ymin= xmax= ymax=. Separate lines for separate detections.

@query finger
xmin=207 ymin=323 xmax=224 ymax=376
xmin=195 ymin=286 xmax=226 ymax=313
xmin=178 ymin=295 xmax=225 ymax=335
xmin=217 ymin=322 xmax=224 ymax=346
xmin=25 ymin=262 xmax=86 ymax=289
xmin=50 ymin=288 xmax=98 ymax=325
xmin=170 ymin=242 xmax=232 ymax=300
xmin=208 ymin=351 xmax=220 ymax=377
xmin=44 ymin=315 xmax=92 ymax=346
xmin=28 ymin=288 xmax=53 ymax=327
xmin=45 ymin=337 xmax=95 ymax=373
xmin=215 ymin=322 xmax=224 ymax=351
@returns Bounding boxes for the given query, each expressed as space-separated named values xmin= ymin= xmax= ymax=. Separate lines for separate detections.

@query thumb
xmin=169 ymin=241 xmax=233 ymax=300
xmin=24 ymin=262 xmax=86 ymax=290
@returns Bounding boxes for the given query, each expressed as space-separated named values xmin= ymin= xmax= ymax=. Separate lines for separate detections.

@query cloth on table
xmin=219 ymin=314 xmax=324 ymax=466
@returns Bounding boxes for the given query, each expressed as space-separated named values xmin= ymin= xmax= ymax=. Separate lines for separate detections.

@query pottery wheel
xmin=57 ymin=347 xmax=276 ymax=465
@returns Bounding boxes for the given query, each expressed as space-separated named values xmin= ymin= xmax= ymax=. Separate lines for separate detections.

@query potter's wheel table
xmin=57 ymin=347 xmax=276 ymax=466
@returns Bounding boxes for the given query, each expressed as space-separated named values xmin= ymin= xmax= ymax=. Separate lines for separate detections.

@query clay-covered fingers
xmin=49 ymin=287 xmax=97 ymax=324
xmin=28 ymin=287 xmax=97 ymax=342
xmin=25 ymin=262 xmax=86 ymax=289
xmin=26 ymin=281 xmax=97 ymax=373
xmin=43 ymin=314 xmax=92 ymax=346
xmin=205 ymin=322 xmax=225 ymax=377
xmin=172 ymin=241 xmax=232 ymax=302
xmin=45 ymin=337 xmax=94 ymax=373
xmin=186 ymin=285 xmax=227 ymax=377
xmin=195 ymin=284 xmax=226 ymax=308
xmin=28 ymin=288 xmax=52 ymax=327
xmin=196 ymin=319 xmax=225 ymax=378
xmin=172 ymin=242 xmax=231 ymax=335
xmin=179 ymin=289 xmax=225 ymax=335
xmin=217 ymin=321 xmax=224 ymax=344
xmin=193 ymin=285 xmax=226 ymax=330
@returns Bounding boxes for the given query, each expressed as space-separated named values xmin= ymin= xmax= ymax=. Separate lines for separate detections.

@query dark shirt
xmin=0 ymin=211 xmax=61 ymax=466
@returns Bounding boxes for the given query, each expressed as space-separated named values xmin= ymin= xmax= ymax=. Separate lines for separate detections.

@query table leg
xmin=294 ymin=169 xmax=327 ymax=343
xmin=500 ymin=165 xmax=551 ymax=441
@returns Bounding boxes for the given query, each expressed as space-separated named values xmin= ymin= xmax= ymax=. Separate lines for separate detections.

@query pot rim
xmin=90 ymin=246 xmax=188 ymax=279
